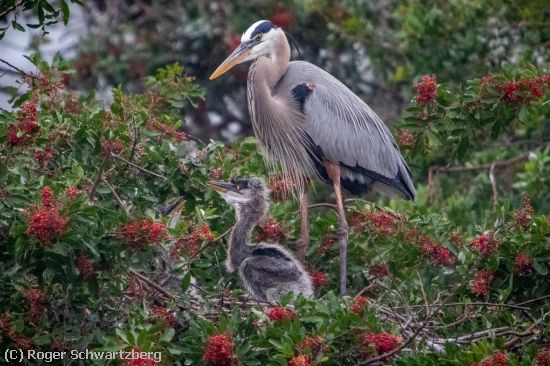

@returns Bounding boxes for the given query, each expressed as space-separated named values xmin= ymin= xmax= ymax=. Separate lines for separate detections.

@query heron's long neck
xmin=226 ymin=198 xmax=267 ymax=272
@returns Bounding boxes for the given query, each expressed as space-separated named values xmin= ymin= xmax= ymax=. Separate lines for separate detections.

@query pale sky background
xmin=0 ymin=4 xmax=84 ymax=110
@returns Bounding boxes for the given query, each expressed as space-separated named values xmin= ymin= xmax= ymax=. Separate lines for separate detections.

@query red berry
xmin=362 ymin=332 xmax=402 ymax=355
xmin=202 ymin=333 xmax=233 ymax=366
xmin=535 ymin=348 xmax=550 ymax=366
xmin=311 ymin=270 xmax=329 ymax=287
xmin=255 ymin=217 xmax=283 ymax=242
xmin=514 ymin=252 xmax=533 ymax=276
xmin=149 ymin=306 xmax=176 ymax=328
xmin=288 ymin=354 xmax=312 ymax=366
xmin=415 ymin=75 xmax=437 ymax=104
xmin=266 ymin=307 xmax=295 ymax=322
xmin=492 ymin=351 xmax=508 ymax=366
xmin=76 ymin=254 xmax=95 ymax=279
xmin=66 ymin=186 xmax=80 ymax=200
xmin=470 ymin=269 xmax=494 ymax=296
xmin=396 ymin=130 xmax=415 ymax=148
xmin=369 ymin=264 xmax=390 ymax=279
xmin=116 ymin=219 xmax=167 ymax=249
xmin=22 ymin=288 xmax=47 ymax=323
xmin=350 ymin=295 xmax=370 ymax=314
xmin=470 ymin=231 xmax=502 ymax=257
xmin=101 ymin=138 xmax=125 ymax=156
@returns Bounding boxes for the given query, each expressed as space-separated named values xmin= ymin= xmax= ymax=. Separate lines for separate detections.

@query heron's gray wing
xmin=275 ymin=61 xmax=415 ymax=199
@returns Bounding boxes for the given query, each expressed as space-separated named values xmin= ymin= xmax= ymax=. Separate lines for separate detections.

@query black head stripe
xmin=250 ymin=21 xmax=276 ymax=38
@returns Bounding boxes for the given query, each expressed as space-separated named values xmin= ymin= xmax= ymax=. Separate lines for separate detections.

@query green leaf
xmin=181 ymin=271 xmax=192 ymax=292
xmin=60 ymin=0 xmax=70 ymax=25
xmin=518 ymin=105 xmax=528 ymax=123
xmin=160 ymin=328 xmax=175 ymax=343
xmin=12 ymin=20 xmax=25 ymax=32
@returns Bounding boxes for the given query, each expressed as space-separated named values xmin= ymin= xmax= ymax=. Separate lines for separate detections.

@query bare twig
xmin=111 ymin=153 xmax=167 ymax=179
xmin=128 ymin=268 xmax=177 ymax=300
xmin=308 ymin=202 xmax=337 ymax=210
xmin=89 ymin=157 xmax=109 ymax=201
xmin=101 ymin=178 xmax=129 ymax=214
xmin=489 ymin=163 xmax=498 ymax=206
xmin=391 ymin=302 xmax=529 ymax=311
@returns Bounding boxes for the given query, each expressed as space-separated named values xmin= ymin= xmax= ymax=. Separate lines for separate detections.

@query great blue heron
xmin=207 ymin=177 xmax=313 ymax=302
xmin=210 ymin=20 xmax=415 ymax=295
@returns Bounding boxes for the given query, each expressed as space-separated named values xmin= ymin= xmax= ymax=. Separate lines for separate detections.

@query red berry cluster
xmin=396 ymin=130 xmax=415 ymax=148
xmin=266 ymin=307 xmax=295 ymax=322
xmin=7 ymin=101 xmax=39 ymax=147
xmin=148 ymin=118 xmax=187 ymax=142
xmin=449 ymin=230 xmax=464 ymax=247
xmin=101 ymin=138 xmax=125 ymax=156
xmin=26 ymin=187 xmax=69 ymax=244
xmin=470 ymin=351 xmax=509 ymax=366
xmin=470 ymin=232 xmax=502 ymax=257
xmin=149 ymin=306 xmax=177 ymax=329
xmin=496 ymin=75 xmax=549 ymax=104
xmin=34 ymin=147 xmax=55 ymax=166
xmin=76 ymin=254 xmax=95 ymax=279
xmin=22 ymin=288 xmax=47 ymax=323
xmin=514 ymin=197 xmax=534 ymax=230
xmin=350 ymin=295 xmax=370 ymax=314
xmin=514 ymin=252 xmax=533 ymax=276
xmin=369 ymin=264 xmax=390 ymax=279
xmin=362 ymin=332 xmax=402 ymax=355
xmin=470 ymin=269 xmax=494 ymax=296
xmin=311 ymin=270 xmax=329 ymax=287
xmin=535 ymin=348 xmax=550 ymax=366
xmin=126 ymin=277 xmax=145 ymax=299
xmin=202 ymin=333 xmax=233 ymax=366
xmin=116 ymin=219 xmax=168 ymax=250
xmin=0 ymin=313 xmax=33 ymax=349
xmin=370 ymin=212 xmax=399 ymax=237
xmin=415 ymin=75 xmax=437 ymax=104
xmin=288 ymin=354 xmax=312 ymax=366
xmin=171 ymin=224 xmax=215 ymax=258
xmin=255 ymin=217 xmax=284 ymax=242
xmin=209 ymin=167 xmax=224 ymax=181
xmin=267 ymin=176 xmax=294 ymax=202
xmin=300 ymin=335 xmax=327 ymax=355
xmin=66 ymin=186 xmax=80 ymax=200
xmin=420 ymin=238 xmax=456 ymax=266
xmin=319 ymin=235 xmax=336 ymax=255
xmin=123 ymin=350 xmax=157 ymax=366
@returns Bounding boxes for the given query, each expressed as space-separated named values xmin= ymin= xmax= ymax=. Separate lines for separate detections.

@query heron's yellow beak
xmin=209 ymin=43 xmax=251 ymax=80
xmin=206 ymin=180 xmax=234 ymax=193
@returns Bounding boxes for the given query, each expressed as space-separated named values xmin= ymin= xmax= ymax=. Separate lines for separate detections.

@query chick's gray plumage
xmin=210 ymin=177 xmax=313 ymax=302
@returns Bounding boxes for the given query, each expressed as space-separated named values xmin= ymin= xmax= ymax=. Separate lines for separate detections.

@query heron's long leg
xmin=324 ymin=161 xmax=348 ymax=296
xmin=297 ymin=183 xmax=309 ymax=263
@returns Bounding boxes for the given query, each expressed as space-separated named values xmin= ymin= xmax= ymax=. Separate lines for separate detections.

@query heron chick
xmin=208 ymin=177 xmax=313 ymax=302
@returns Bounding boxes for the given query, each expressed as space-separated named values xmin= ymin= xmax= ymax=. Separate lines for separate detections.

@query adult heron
xmin=210 ymin=20 xmax=415 ymax=295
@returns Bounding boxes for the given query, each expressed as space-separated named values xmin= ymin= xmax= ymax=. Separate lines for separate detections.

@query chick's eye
xmin=255 ymin=34 xmax=263 ymax=41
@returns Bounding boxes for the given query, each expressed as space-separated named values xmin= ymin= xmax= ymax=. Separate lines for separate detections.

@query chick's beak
xmin=207 ymin=181 xmax=238 ymax=193
xmin=209 ymin=42 xmax=252 ymax=80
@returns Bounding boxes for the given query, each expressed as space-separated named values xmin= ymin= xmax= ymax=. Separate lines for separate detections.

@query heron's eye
xmin=255 ymin=34 xmax=263 ymax=41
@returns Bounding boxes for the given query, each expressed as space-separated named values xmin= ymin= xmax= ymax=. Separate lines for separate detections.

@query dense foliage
xmin=1 ymin=1 xmax=549 ymax=365
xmin=0 ymin=53 xmax=549 ymax=365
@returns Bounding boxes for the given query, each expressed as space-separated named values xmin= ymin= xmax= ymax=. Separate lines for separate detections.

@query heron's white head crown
xmin=241 ymin=20 xmax=278 ymax=42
